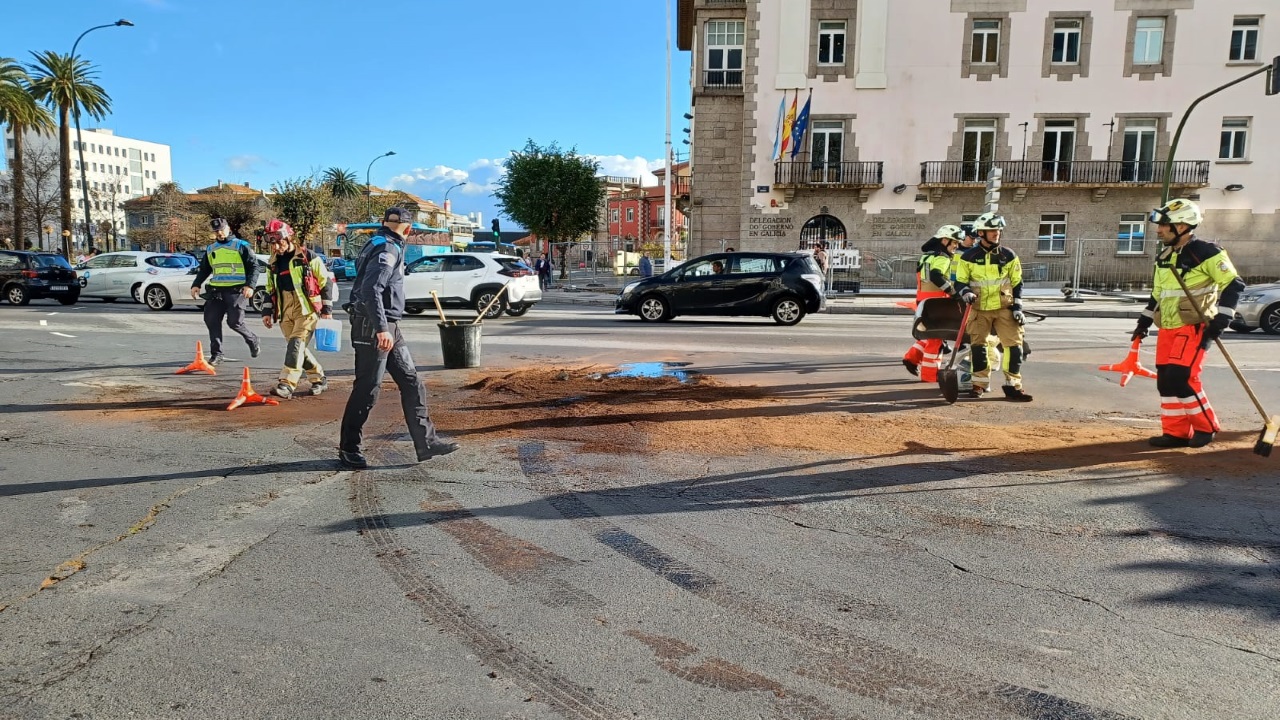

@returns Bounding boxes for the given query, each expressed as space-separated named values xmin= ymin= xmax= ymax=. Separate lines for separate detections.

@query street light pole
xmin=443 ymin=181 xmax=466 ymax=219
xmin=663 ymin=0 xmax=673 ymax=267
xmin=71 ymin=19 xmax=133 ymax=253
xmin=365 ymin=151 xmax=395 ymax=220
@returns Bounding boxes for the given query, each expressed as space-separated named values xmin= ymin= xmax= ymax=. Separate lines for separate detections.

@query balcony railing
xmin=702 ymin=69 xmax=743 ymax=88
xmin=919 ymin=160 xmax=1210 ymax=187
xmin=774 ymin=160 xmax=884 ymax=187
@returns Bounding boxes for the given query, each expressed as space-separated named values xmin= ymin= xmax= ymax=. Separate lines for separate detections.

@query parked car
xmin=0 ymin=250 xmax=80 ymax=305
xmin=614 ymin=252 xmax=825 ymax=325
xmin=137 ymin=254 xmax=313 ymax=313
xmin=74 ymin=251 xmax=196 ymax=303
xmin=327 ymin=257 xmax=357 ymax=281
xmin=401 ymin=252 xmax=541 ymax=319
xmin=1231 ymin=280 xmax=1280 ymax=335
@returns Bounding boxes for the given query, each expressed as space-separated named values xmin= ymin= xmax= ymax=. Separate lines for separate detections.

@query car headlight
xmin=621 ymin=281 xmax=640 ymax=296
xmin=1241 ymin=294 xmax=1264 ymax=302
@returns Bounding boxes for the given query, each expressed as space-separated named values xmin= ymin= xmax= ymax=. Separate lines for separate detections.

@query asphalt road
xmin=1 ymin=299 xmax=1277 ymax=720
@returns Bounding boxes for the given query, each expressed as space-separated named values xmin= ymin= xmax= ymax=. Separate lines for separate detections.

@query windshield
xmin=146 ymin=255 xmax=194 ymax=268
xmin=496 ymin=258 xmax=532 ymax=272
xmin=34 ymin=254 xmax=73 ymax=269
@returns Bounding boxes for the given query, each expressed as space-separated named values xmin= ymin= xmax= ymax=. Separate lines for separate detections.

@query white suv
xmin=75 ymin=251 xmax=197 ymax=303
xmin=402 ymin=252 xmax=541 ymax=319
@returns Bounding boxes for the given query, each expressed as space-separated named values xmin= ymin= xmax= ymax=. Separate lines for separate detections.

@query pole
xmin=1161 ymin=64 xmax=1271 ymax=203
xmin=70 ymin=20 xmax=132 ymax=253
xmin=365 ymin=150 xmax=395 ymax=220
xmin=663 ymin=0 xmax=673 ymax=267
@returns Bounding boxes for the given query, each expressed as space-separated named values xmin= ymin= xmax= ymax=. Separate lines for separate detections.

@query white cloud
xmin=387 ymin=161 xmax=503 ymax=198
xmin=224 ymin=154 xmax=272 ymax=174
xmin=587 ymin=155 xmax=664 ymax=186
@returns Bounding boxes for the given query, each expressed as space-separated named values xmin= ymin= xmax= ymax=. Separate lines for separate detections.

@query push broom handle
xmin=1168 ymin=265 xmax=1271 ymax=422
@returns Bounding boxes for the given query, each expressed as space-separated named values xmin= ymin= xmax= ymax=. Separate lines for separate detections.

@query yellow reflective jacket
xmin=916 ymin=237 xmax=955 ymax=296
xmin=264 ymin=249 xmax=336 ymax=321
xmin=1145 ymin=238 xmax=1245 ymax=329
xmin=955 ymin=244 xmax=1022 ymax=311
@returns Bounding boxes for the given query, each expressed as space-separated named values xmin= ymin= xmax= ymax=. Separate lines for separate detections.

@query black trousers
xmin=339 ymin=321 xmax=437 ymax=455
xmin=203 ymin=287 xmax=258 ymax=357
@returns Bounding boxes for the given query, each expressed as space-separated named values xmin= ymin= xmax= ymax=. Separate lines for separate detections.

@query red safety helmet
xmin=264 ymin=218 xmax=293 ymax=240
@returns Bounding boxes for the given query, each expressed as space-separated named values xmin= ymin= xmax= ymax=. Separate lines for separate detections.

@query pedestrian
xmin=1132 ymin=198 xmax=1245 ymax=448
xmin=902 ymin=225 xmax=965 ymax=381
xmin=2 ymin=237 xmax=11 ymax=250
xmin=339 ymin=207 xmax=458 ymax=469
xmin=534 ymin=252 xmax=553 ymax=291
xmin=639 ymin=252 xmax=653 ymax=278
xmin=812 ymin=242 xmax=829 ymax=273
xmin=724 ymin=246 xmax=736 ymax=253
xmin=189 ymin=217 xmax=260 ymax=365
xmin=260 ymin=219 xmax=336 ymax=399
xmin=954 ymin=213 xmax=1032 ymax=401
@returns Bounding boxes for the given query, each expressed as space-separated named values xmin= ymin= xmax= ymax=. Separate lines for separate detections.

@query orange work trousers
xmin=1154 ymin=324 xmax=1220 ymax=438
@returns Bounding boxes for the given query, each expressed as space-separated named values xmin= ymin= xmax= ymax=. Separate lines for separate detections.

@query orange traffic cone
xmin=176 ymin=341 xmax=217 ymax=375
xmin=226 ymin=366 xmax=279 ymax=410
xmin=895 ymin=300 xmax=918 ymax=310
xmin=1098 ymin=338 xmax=1157 ymax=388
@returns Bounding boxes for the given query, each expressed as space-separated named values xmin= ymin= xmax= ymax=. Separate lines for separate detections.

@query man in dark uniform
xmin=189 ymin=217 xmax=260 ymax=365
xmin=338 ymin=207 xmax=457 ymax=469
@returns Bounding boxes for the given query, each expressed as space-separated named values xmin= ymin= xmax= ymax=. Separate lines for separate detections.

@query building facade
xmin=4 ymin=126 xmax=172 ymax=249
xmin=678 ymin=0 xmax=1279 ymax=285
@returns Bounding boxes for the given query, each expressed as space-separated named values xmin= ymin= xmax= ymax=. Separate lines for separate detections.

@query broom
xmin=1168 ymin=266 xmax=1278 ymax=457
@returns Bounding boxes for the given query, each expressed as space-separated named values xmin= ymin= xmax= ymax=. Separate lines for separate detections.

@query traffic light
xmin=984 ymin=166 xmax=1002 ymax=212
xmin=491 ymin=218 xmax=500 ymax=240
xmin=1268 ymin=55 xmax=1280 ymax=96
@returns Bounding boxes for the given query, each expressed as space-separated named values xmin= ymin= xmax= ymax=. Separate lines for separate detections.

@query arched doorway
xmin=799 ymin=214 xmax=847 ymax=250
xmin=800 ymin=213 xmax=860 ymax=293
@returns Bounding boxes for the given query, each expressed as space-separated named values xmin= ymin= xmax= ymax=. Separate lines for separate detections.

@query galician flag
xmin=770 ymin=93 xmax=787 ymax=161
xmin=788 ymin=91 xmax=812 ymax=159
xmin=778 ymin=91 xmax=798 ymax=159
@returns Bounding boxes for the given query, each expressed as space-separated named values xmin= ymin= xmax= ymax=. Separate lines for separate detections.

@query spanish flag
xmin=778 ymin=91 xmax=798 ymax=160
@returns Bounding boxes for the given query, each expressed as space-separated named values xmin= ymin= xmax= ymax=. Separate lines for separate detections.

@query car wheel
xmin=1261 ymin=302 xmax=1280 ymax=335
xmin=6 ymin=284 xmax=29 ymax=306
xmin=474 ymin=290 xmax=503 ymax=319
xmin=251 ymin=288 xmax=269 ymax=314
xmin=131 ymin=283 xmax=143 ymax=303
xmin=637 ymin=294 xmax=670 ymax=322
xmin=144 ymin=285 xmax=173 ymax=311
xmin=404 ymin=307 xmax=425 ymax=315
xmin=505 ymin=304 xmax=530 ymax=317
xmin=771 ymin=296 xmax=805 ymax=326
xmin=57 ymin=292 xmax=79 ymax=306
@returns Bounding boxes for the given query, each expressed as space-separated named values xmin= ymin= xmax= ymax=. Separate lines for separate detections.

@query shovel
xmin=937 ymin=302 xmax=973 ymax=405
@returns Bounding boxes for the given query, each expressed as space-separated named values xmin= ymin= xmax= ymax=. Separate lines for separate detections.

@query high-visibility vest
xmin=206 ymin=239 xmax=250 ymax=287
xmin=266 ymin=251 xmax=330 ymax=318
xmin=917 ymin=252 xmax=954 ymax=296
xmin=957 ymin=246 xmax=1022 ymax=311
xmin=1152 ymin=241 xmax=1238 ymax=329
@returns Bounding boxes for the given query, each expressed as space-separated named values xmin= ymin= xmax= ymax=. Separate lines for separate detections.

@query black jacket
xmin=350 ymin=229 xmax=406 ymax=332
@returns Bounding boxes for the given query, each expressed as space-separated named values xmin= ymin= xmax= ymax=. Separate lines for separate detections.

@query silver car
xmin=76 ymin=251 xmax=197 ymax=303
xmin=1231 ymin=280 xmax=1280 ymax=335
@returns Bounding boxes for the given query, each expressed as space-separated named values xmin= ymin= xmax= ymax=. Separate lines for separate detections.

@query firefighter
xmin=903 ymin=225 xmax=966 ymax=381
xmin=955 ymin=212 xmax=1032 ymax=401
xmin=1132 ymin=198 xmax=1245 ymax=448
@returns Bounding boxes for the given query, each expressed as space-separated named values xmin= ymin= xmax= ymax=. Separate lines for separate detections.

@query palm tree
xmin=322 ymin=167 xmax=361 ymax=200
xmin=26 ymin=50 xmax=112 ymax=258
xmin=0 ymin=57 xmax=55 ymax=247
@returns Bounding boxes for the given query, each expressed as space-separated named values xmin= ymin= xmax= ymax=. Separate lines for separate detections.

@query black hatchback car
xmin=0 ymin=250 xmax=79 ymax=305
xmin=615 ymin=252 xmax=825 ymax=325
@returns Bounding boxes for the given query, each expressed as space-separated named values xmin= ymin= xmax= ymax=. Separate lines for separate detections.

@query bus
xmin=464 ymin=240 xmax=522 ymax=257
xmin=338 ymin=222 xmax=451 ymax=266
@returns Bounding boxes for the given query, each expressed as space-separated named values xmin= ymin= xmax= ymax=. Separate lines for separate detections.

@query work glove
xmin=1131 ymin=314 xmax=1154 ymax=341
xmin=1202 ymin=312 xmax=1232 ymax=347
xmin=959 ymin=290 xmax=976 ymax=305
xmin=1011 ymin=304 xmax=1025 ymax=326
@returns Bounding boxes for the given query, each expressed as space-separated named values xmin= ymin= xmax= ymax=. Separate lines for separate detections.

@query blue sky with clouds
xmin=5 ymin=0 xmax=692 ymax=228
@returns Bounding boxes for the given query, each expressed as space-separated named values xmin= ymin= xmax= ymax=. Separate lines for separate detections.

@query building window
xmin=610 ymin=208 xmax=619 ymax=223
xmin=810 ymin=120 xmax=844 ymax=182
xmin=818 ymin=21 xmax=846 ymax=65
xmin=705 ymin=20 xmax=745 ymax=87
xmin=971 ymin=20 xmax=1001 ymax=64
xmin=1041 ymin=119 xmax=1076 ymax=182
xmin=962 ymin=118 xmax=997 ymax=181
xmin=626 ymin=207 xmax=634 ymax=223
xmin=1051 ymin=19 xmax=1081 ymax=64
xmin=1230 ymin=17 xmax=1260 ymax=61
xmin=1133 ymin=18 xmax=1165 ymax=65
xmin=1038 ymin=214 xmax=1067 ymax=254
xmin=1118 ymin=214 xmax=1146 ymax=254
xmin=1220 ymin=118 xmax=1250 ymax=160
xmin=1121 ymin=118 xmax=1158 ymax=182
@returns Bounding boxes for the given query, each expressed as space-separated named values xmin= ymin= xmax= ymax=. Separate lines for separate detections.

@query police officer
xmin=190 ymin=217 xmax=260 ymax=365
xmin=338 ymin=207 xmax=458 ymax=469
xmin=1132 ymin=198 xmax=1245 ymax=448
xmin=955 ymin=212 xmax=1032 ymax=401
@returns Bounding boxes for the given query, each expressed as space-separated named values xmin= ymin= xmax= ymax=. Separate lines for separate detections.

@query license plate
xmin=51 ymin=285 xmax=68 ymax=291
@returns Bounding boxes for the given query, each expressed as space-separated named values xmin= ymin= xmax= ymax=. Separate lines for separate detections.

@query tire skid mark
xmin=350 ymin=446 xmax=621 ymax=720
xmin=625 ymin=630 xmax=864 ymax=720
xmin=518 ymin=441 xmax=1141 ymax=720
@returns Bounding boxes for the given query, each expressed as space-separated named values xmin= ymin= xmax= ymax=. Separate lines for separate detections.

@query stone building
xmin=677 ymin=0 xmax=1279 ymax=286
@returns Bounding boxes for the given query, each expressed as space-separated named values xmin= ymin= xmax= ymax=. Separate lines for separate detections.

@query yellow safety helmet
xmin=1149 ymin=198 xmax=1202 ymax=227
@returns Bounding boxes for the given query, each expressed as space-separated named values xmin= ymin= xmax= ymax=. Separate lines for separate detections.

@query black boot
xmin=902 ymin=359 xmax=919 ymax=377
xmin=1002 ymin=385 xmax=1033 ymax=402
xmin=1188 ymin=431 xmax=1216 ymax=448
xmin=1148 ymin=434 xmax=1190 ymax=448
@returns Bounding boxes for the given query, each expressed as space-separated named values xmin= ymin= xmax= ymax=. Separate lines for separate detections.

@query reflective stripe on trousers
xmin=1154 ymin=324 xmax=1219 ymax=438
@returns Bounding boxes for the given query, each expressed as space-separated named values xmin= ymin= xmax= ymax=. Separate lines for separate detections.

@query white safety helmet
xmin=934 ymin=225 xmax=966 ymax=242
xmin=971 ymin=213 xmax=1007 ymax=232
xmin=1149 ymin=198 xmax=1202 ymax=228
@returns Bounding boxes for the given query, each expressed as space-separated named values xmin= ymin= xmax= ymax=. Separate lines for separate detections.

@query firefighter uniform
xmin=955 ymin=243 xmax=1026 ymax=395
xmin=904 ymin=236 xmax=960 ymax=382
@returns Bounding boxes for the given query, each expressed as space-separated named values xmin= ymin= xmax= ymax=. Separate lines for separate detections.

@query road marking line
xmin=47 ymin=312 xmax=58 ymax=316
xmin=39 ymin=320 xmax=47 ymax=326
xmin=50 ymin=331 xmax=76 ymax=338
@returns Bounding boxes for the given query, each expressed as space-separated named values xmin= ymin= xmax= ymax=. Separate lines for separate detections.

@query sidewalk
xmin=539 ymin=285 xmax=1145 ymax=319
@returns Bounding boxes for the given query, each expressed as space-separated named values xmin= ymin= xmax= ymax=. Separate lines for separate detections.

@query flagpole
xmin=663 ymin=0 xmax=673 ymax=267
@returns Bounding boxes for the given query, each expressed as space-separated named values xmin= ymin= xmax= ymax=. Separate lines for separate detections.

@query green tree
xmin=0 ymin=57 xmax=55 ymax=247
xmin=271 ymin=177 xmax=332 ymax=247
xmin=322 ymin=167 xmax=361 ymax=200
xmin=494 ymin=140 xmax=604 ymax=279
xmin=26 ymin=50 xmax=112 ymax=258
xmin=202 ymin=190 xmax=264 ymax=243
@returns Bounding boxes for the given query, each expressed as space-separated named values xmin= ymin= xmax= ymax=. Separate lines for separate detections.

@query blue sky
xmin=5 ymin=0 xmax=692 ymax=228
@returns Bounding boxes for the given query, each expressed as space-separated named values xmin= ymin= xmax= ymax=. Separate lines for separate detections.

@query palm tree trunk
xmin=57 ymin=106 xmax=71 ymax=258
xmin=11 ymin=127 xmax=25 ymax=247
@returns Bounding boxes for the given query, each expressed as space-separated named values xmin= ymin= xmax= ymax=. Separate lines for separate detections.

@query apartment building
xmin=677 ymin=0 xmax=1278 ymax=280
xmin=3 ymin=126 xmax=173 ymax=248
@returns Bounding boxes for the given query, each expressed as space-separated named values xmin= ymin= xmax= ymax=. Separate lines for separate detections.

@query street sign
xmin=984 ymin=167 xmax=1002 ymax=213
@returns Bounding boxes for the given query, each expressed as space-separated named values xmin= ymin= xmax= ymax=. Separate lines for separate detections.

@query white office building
xmin=4 ymin=126 xmax=172 ymax=249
